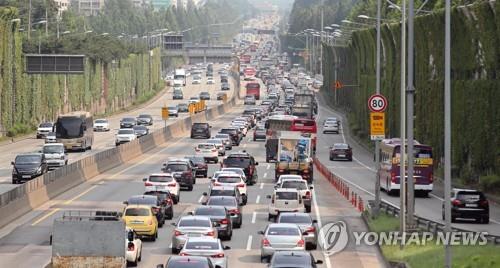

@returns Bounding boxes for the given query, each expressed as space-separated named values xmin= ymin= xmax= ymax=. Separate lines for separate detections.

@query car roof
xmin=267 ymin=223 xmax=301 ymax=229
xmin=124 ymin=204 xmax=152 ymax=210
xmin=208 ymin=196 xmax=237 ymax=201
xmin=179 ymin=215 xmax=211 ymax=221
xmin=279 ymin=212 xmax=311 ymax=218
xmin=150 ymin=173 xmax=173 ymax=177
xmin=210 ymin=185 xmax=237 ymax=191
xmin=274 ymin=188 xmax=299 ymax=193
xmin=185 ymin=236 xmax=221 ymax=243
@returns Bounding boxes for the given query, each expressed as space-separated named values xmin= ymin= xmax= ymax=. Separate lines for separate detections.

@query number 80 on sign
xmin=368 ymin=94 xmax=388 ymax=112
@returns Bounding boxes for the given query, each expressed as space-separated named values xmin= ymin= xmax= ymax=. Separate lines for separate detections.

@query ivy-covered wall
xmin=0 ymin=7 xmax=163 ymax=135
xmin=322 ymin=1 xmax=500 ymax=184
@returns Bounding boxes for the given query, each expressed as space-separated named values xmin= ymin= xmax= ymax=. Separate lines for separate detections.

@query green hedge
xmin=0 ymin=7 xmax=162 ymax=134
xmin=322 ymin=1 xmax=500 ymax=184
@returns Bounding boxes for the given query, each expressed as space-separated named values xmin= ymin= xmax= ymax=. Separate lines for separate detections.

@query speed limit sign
xmin=368 ymin=94 xmax=388 ymax=112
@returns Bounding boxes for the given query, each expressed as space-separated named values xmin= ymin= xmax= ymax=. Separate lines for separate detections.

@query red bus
xmin=240 ymin=54 xmax=251 ymax=64
xmin=378 ymin=138 xmax=434 ymax=196
xmin=245 ymin=82 xmax=261 ymax=100
xmin=290 ymin=118 xmax=317 ymax=152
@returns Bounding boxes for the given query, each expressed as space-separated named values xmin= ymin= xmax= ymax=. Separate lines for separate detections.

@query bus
xmin=378 ymin=138 xmax=434 ymax=196
xmin=243 ymin=67 xmax=257 ymax=81
xmin=55 ymin=111 xmax=94 ymax=151
xmin=290 ymin=118 xmax=317 ymax=152
xmin=245 ymin=82 xmax=261 ymax=100
xmin=174 ymin=68 xmax=186 ymax=86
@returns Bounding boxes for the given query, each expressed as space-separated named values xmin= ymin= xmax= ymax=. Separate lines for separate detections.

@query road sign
xmin=368 ymin=94 xmax=388 ymax=112
xmin=335 ymin=80 xmax=343 ymax=89
xmin=161 ymin=107 xmax=169 ymax=120
xmin=370 ymin=112 xmax=385 ymax=140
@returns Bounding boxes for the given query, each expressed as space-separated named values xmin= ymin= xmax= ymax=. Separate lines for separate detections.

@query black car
xmin=12 ymin=153 xmax=48 ymax=184
xmin=162 ymin=160 xmax=196 ymax=190
xmin=221 ymin=151 xmax=259 ymax=185
xmin=269 ymin=251 xmax=323 ymax=268
xmin=443 ymin=189 xmax=490 ymax=223
xmin=133 ymin=125 xmax=149 ymax=137
xmin=120 ymin=117 xmax=137 ymax=128
xmin=178 ymin=103 xmax=189 ymax=113
xmin=203 ymin=186 xmax=244 ymax=206
xmin=173 ymin=89 xmax=183 ymax=100
xmin=136 ymin=114 xmax=153 ymax=126
xmin=157 ymin=256 xmax=219 ymax=268
xmin=216 ymin=92 xmax=227 ymax=100
xmin=206 ymin=196 xmax=242 ymax=228
xmin=253 ymin=126 xmax=266 ymax=141
xmin=199 ymin=91 xmax=211 ymax=100
xmin=185 ymin=155 xmax=208 ymax=177
xmin=124 ymin=195 xmax=167 ymax=227
xmin=143 ymin=190 xmax=174 ymax=220
xmin=192 ymin=206 xmax=233 ymax=240
xmin=221 ymin=82 xmax=230 ymax=91
xmin=329 ymin=143 xmax=353 ymax=161
xmin=191 ymin=123 xmax=211 ymax=139
xmin=219 ymin=128 xmax=241 ymax=146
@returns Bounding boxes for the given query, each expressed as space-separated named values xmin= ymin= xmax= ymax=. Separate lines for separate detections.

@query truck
xmin=173 ymin=68 xmax=186 ymax=86
xmin=245 ymin=82 xmax=261 ymax=100
xmin=275 ymin=133 xmax=314 ymax=183
xmin=292 ymin=92 xmax=318 ymax=118
xmin=50 ymin=211 xmax=126 ymax=268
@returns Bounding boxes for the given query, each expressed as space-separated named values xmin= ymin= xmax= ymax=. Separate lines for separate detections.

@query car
xmin=156 ymin=256 xmax=221 ymax=268
xmin=45 ymin=132 xmax=57 ymax=143
xmin=36 ymin=122 xmax=53 ymax=138
xmin=171 ymin=216 xmax=218 ymax=254
xmin=268 ymin=251 xmax=323 ymax=268
xmin=191 ymin=206 xmax=233 ymax=240
xmin=41 ymin=143 xmax=68 ymax=169
xmin=244 ymin=95 xmax=256 ymax=105
xmin=206 ymin=196 xmax=242 ymax=228
xmin=202 ymin=186 xmax=244 ymax=206
xmin=125 ymin=228 xmax=143 ymax=266
xmin=443 ymin=188 xmax=490 ymax=223
xmin=133 ymin=125 xmax=149 ymax=137
xmin=218 ymin=128 xmax=241 ymax=146
xmin=162 ymin=159 xmax=196 ymax=190
xmin=206 ymin=77 xmax=215 ymax=84
xmin=124 ymin=195 xmax=167 ymax=227
xmin=179 ymin=237 xmax=230 ymax=268
xmin=122 ymin=204 xmax=158 ymax=241
xmin=11 ymin=153 xmax=48 ymax=184
xmin=93 ymin=119 xmax=110 ymax=131
xmin=189 ymin=96 xmax=201 ymax=104
xmin=258 ymin=223 xmax=307 ymax=262
xmin=220 ymin=167 xmax=247 ymax=185
xmin=200 ymin=91 xmax=211 ymax=100
xmin=136 ymin=114 xmax=153 ymax=126
xmin=173 ymin=88 xmax=184 ymax=100
xmin=206 ymin=139 xmax=226 ymax=156
xmin=144 ymin=189 xmax=175 ymax=220
xmin=329 ymin=143 xmax=353 ymax=161
xmin=276 ymin=175 xmax=304 ymax=185
xmin=120 ymin=117 xmax=137 ymax=128
xmin=192 ymin=75 xmax=202 ymax=84
xmin=191 ymin=123 xmax=211 ymax=139
xmin=216 ymin=92 xmax=227 ymax=100
xmin=211 ymin=173 xmax=248 ymax=205
xmin=221 ymin=151 xmax=259 ymax=185
xmin=220 ymin=82 xmax=230 ymax=91
xmin=183 ymin=155 xmax=208 ymax=177
xmin=115 ymin=128 xmax=137 ymax=146
xmin=195 ymin=143 xmax=219 ymax=163
xmin=178 ymin=103 xmax=189 ymax=113
xmin=213 ymin=134 xmax=232 ymax=150
xmin=253 ymin=126 xmax=266 ymax=141
xmin=267 ymin=188 xmax=305 ymax=221
xmin=276 ymin=179 xmax=314 ymax=213
xmin=168 ymin=105 xmax=179 ymax=117
xmin=277 ymin=213 xmax=318 ymax=250
xmin=143 ymin=173 xmax=181 ymax=203
xmin=230 ymin=122 xmax=247 ymax=136
xmin=323 ymin=120 xmax=339 ymax=134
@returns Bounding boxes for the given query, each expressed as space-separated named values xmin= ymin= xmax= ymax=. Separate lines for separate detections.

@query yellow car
xmin=122 ymin=205 xmax=159 ymax=241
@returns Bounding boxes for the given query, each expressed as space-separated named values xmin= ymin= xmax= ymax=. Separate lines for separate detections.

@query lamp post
xmin=444 ymin=0 xmax=452 ymax=265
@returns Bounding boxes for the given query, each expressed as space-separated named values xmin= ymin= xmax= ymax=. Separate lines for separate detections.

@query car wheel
xmin=151 ymin=232 xmax=157 ymax=242
xmin=174 ymin=195 xmax=179 ymax=204
xmin=171 ymin=247 xmax=180 ymax=254
xmin=192 ymin=178 xmax=196 ymax=185
xmin=130 ymin=257 xmax=138 ymax=267
xmin=138 ymin=246 xmax=142 ymax=261
xmin=482 ymin=216 xmax=490 ymax=224
xmin=214 ymin=158 xmax=219 ymax=163
xmin=188 ymin=185 xmax=193 ymax=191
xmin=267 ymin=214 xmax=273 ymax=221
xmin=168 ymin=210 xmax=174 ymax=220
xmin=305 ymin=205 xmax=312 ymax=213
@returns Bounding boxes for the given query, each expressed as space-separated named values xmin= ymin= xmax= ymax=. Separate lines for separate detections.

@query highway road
xmin=0 ymin=66 xmax=235 ymax=189
xmin=315 ymin=98 xmax=500 ymax=236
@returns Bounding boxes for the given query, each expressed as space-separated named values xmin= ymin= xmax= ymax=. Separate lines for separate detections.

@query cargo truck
xmin=275 ymin=133 xmax=314 ymax=183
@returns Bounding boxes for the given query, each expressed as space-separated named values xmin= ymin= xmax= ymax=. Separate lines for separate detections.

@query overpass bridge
xmin=162 ymin=44 xmax=233 ymax=64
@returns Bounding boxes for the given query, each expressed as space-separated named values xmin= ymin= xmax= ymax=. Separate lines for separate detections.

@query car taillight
xmin=305 ymin=191 xmax=311 ymax=199
xmin=212 ymin=253 xmax=225 ymax=258
xmin=297 ymin=239 xmax=305 ymax=247
xmin=220 ymin=219 xmax=229 ymax=225
xmin=127 ymin=242 xmax=135 ymax=251
xmin=152 ymin=207 xmax=159 ymax=213
xmin=480 ymin=200 xmax=489 ymax=207
xmin=147 ymin=219 xmax=153 ymax=225
xmin=391 ymin=172 xmax=397 ymax=183
xmin=429 ymin=173 xmax=434 ymax=183
xmin=237 ymin=183 xmax=245 ymax=188
xmin=179 ymin=252 xmax=190 ymax=256
xmin=145 ymin=182 xmax=153 ymax=186
xmin=166 ymin=199 xmax=173 ymax=205
xmin=303 ymin=169 xmax=309 ymax=173
xmin=306 ymin=226 xmax=315 ymax=233
xmin=214 ymin=182 xmax=222 ymax=186
xmin=229 ymin=209 xmax=240 ymax=214
xmin=195 ymin=148 xmax=201 ymax=152
xmin=211 ymin=149 xmax=217 ymax=152
xmin=262 ymin=238 xmax=270 ymax=247
xmin=167 ymin=183 xmax=176 ymax=187
xmin=206 ymin=231 xmax=215 ymax=237
xmin=452 ymin=199 xmax=462 ymax=206
xmin=183 ymin=171 xmax=192 ymax=178
xmin=174 ymin=230 xmax=183 ymax=236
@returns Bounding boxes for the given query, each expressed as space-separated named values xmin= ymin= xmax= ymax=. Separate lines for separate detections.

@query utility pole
xmin=320 ymin=0 xmax=324 ymax=76
xmin=45 ymin=0 xmax=49 ymax=37
xmin=407 ymin=0 xmax=416 ymax=227
xmin=28 ymin=0 xmax=32 ymax=40
xmin=373 ymin=0 xmax=382 ymax=215
xmin=305 ymin=34 xmax=309 ymax=73
xmin=444 ymin=0 xmax=452 ymax=265
xmin=399 ymin=0 xmax=407 ymax=242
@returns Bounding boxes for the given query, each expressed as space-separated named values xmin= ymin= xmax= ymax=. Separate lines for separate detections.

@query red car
xmin=329 ymin=143 xmax=353 ymax=161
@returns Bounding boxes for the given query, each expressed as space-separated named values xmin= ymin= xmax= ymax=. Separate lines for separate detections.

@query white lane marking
xmin=266 ymin=164 xmax=270 ymax=170
xmin=263 ymin=172 xmax=267 ymax=178
xmin=246 ymin=235 xmax=253 ymax=250
xmin=260 ymin=183 xmax=264 ymax=189
xmin=198 ymin=195 xmax=204 ymax=203
xmin=256 ymin=195 xmax=260 ymax=204
xmin=169 ymin=243 xmax=172 ymax=248
xmin=312 ymin=188 xmax=332 ymax=268
xmin=252 ymin=211 xmax=257 ymax=223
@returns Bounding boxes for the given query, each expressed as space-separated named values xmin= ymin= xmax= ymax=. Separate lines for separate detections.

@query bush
xmin=7 ymin=123 xmax=34 ymax=137
xmin=479 ymin=175 xmax=500 ymax=194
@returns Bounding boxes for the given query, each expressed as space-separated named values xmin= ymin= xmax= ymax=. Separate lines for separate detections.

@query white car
xmin=143 ymin=173 xmax=180 ymax=203
xmin=220 ymin=168 xmax=247 ymax=184
xmin=276 ymin=179 xmax=313 ymax=213
xmin=36 ymin=122 xmax=53 ymax=138
xmin=45 ymin=132 xmax=56 ymax=143
xmin=115 ymin=129 xmax=137 ymax=146
xmin=323 ymin=118 xmax=339 ymax=134
xmin=231 ymin=122 xmax=248 ymax=136
xmin=167 ymin=105 xmax=179 ymax=117
xmin=276 ymin=174 xmax=304 ymax=184
xmin=206 ymin=77 xmax=215 ymax=84
xmin=192 ymin=75 xmax=202 ymax=84
xmin=211 ymin=173 xmax=247 ymax=205
xmin=94 ymin=118 xmax=110 ymax=132
xmin=195 ymin=143 xmax=219 ymax=163
xmin=41 ymin=143 xmax=68 ymax=169
xmin=267 ymin=188 xmax=305 ymax=221
xmin=126 ymin=228 xmax=142 ymax=266
xmin=189 ymin=96 xmax=201 ymax=104
xmin=179 ymin=237 xmax=229 ymax=268
xmin=206 ymin=139 xmax=226 ymax=156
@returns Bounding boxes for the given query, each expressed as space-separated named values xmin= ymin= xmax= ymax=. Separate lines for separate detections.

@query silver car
xmin=258 ymin=223 xmax=306 ymax=262
xmin=171 ymin=216 xmax=218 ymax=254
xmin=277 ymin=213 xmax=318 ymax=250
xmin=214 ymin=134 xmax=232 ymax=150
xmin=323 ymin=118 xmax=339 ymax=134
xmin=179 ymin=237 xmax=230 ymax=268
xmin=206 ymin=139 xmax=226 ymax=156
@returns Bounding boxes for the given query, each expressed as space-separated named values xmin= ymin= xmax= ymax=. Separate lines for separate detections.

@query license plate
xmin=188 ymin=233 xmax=201 ymax=237
xmin=465 ymin=204 xmax=478 ymax=208
xmin=338 ymin=154 xmax=345 ymax=157
xmin=22 ymin=175 xmax=31 ymax=179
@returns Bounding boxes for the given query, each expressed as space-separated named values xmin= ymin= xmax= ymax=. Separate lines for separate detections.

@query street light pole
xmin=444 ymin=0 xmax=452 ymax=265
xmin=374 ymin=0 xmax=382 ymax=216
xmin=399 ymin=0 xmax=407 ymax=242
xmin=320 ymin=0 xmax=324 ymax=76
xmin=407 ymin=0 xmax=416 ymax=228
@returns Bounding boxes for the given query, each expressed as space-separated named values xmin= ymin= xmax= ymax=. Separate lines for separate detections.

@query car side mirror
xmin=143 ymin=178 xmax=147 ymax=182
xmin=38 ymin=150 xmax=42 ymax=153
xmin=187 ymin=211 xmax=194 ymax=216
xmin=255 ymin=162 xmax=259 ymax=165
xmin=123 ymin=201 xmax=129 ymax=205
xmin=11 ymin=161 xmax=15 ymax=165
xmin=215 ymin=266 xmax=222 ymax=268
xmin=310 ymin=186 xmax=314 ymax=190
xmin=171 ymin=222 xmax=177 ymax=226
xmin=202 ymin=192 xmax=208 ymax=196
xmin=316 ymin=260 xmax=324 ymax=264
xmin=209 ymin=126 xmax=212 ymax=128
xmin=223 ymin=245 xmax=231 ymax=250
xmin=157 ymin=265 xmax=165 ymax=268
xmin=312 ymin=219 xmax=318 ymax=223
xmin=302 ymin=231 xmax=309 ymax=236
xmin=257 ymin=230 xmax=264 ymax=235
xmin=266 ymin=195 xmax=272 ymax=199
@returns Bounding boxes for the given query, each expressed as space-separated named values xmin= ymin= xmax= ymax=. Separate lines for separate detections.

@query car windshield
xmin=279 ymin=215 xmax=312 ymax=224
xmin=178 ymin=219 xmax=211 ymax=227
xmin=43 ymin=145 xmax=64 ymax=154
xmin=222 ymin=168 xmax=243 ymax=175
xmin=333 ymin=144 xmax=349 ymax=150
xmin=149 ymin=175 xmax=173 ymax=182
xmin=206 ymin=140 xmax=222 ymax=145
xmin=193 ymin=123 xmax=208 ymax=129
xmin=215 ymin=134 xmax=229 ymax=139
xmin=207 ymin=198 xmax=237 ymax=206
xmin=39 ymin=122 xmax=53 ymax=128
xmin=118 ymin=129 xmax=134 ymax=135
xmin=195 ymin=207 xmax=226 ymax=216
xmin=15 ymin=155 xmax=41 ymax=164
xmin=223 ymin=157 xmax=250 ymax=167
xmin=281 ymin=181 xmax=307 ymax=190
xmin=217 ymin=176 xmax=241 ymax=183
xmin=186 ymin=156 xmax=204 ymax=164
xmin=168 ymin=106 xmax=177 ymax=110
xmin=138 ymin=115 xmax=150 ymax=118
xmin=128 ymin=197 xmax=156 ymax=205
xmin=267 ymin=227 xmax=300 ymax=236
xmin=165 ymin=164 xmax=188 ymax=172
xmin=179 ymin=104 xmax=188 ymax=108
xmin=185 ymin=241 xmax=219 ymax=250
xmin=276 ymin=192 xmax=298 ymax=200
xmin=122 ymin=118 xmax=135 ymax=122
xmin=167 ymin=259 xmax=209 ymax=268
xmin=198 ymin=144 xmax=214 ymax=149
xmin=125 ymin=208 xmax=150 ymax=216
xmin=144 ymin=191 xmax=170 ymax=200
xmin=56 ymin=116 xmax=83 ymax=139
xmin=133 ymin=126 xmax=147 ymax=131
xmin=211 ymin=189 xmax=236 ymax=196
xmin=95 ymin=119 xmax=107 ymax=124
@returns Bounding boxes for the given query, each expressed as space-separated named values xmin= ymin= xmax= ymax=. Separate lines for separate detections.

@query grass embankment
xmin=366 ymin=213 xmax=500 ymax=268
